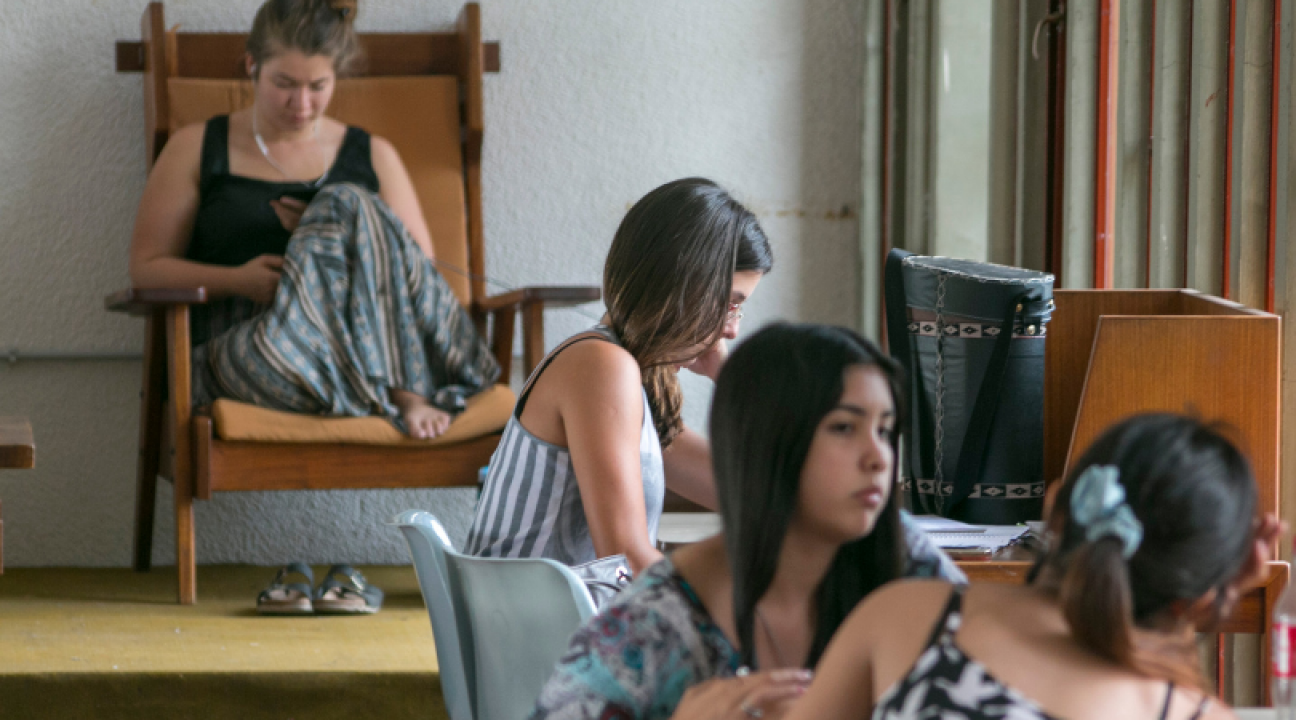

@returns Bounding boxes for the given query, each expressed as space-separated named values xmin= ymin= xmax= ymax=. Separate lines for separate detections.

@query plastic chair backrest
xmin=446 ymin=550 xmax=596 ymax=720
xmin=392 ymin=510 xmax=476 ymax=720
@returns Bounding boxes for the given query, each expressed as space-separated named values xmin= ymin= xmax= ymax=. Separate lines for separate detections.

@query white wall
xmin=0 ymin=0 xmax=863 ymax=567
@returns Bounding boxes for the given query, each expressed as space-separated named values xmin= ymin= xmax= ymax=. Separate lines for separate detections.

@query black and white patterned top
xmin=875 ymin=586 xmax=1209 ymax=720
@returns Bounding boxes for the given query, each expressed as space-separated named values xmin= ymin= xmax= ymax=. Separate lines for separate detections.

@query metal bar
xmin=1045 ymin=0 xmax=1067 ymax=283
xmin=1267 ymin=0 xmax=1283 ymax=313
xmin=880 ymin=0 xmax=895 ymax=347
xmin=1181 ymin=0 xmax=1195 ymax=289
xmin=1223 ymin=0 xmax=1240 ymax=299
xmin=1146 ymin=0 xmax=1158 ymax=289
xmin=1094 ymin=0 xmax=1120 ymax=289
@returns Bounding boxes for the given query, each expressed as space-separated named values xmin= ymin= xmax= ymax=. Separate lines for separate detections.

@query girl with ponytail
xmin=786 ymin=413 xmax=1282 ymax=720
xmin=466 ymin=178 xmax=772 ymax=580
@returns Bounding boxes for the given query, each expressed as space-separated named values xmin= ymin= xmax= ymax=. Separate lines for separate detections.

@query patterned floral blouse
xmin=528 ymin=514 xmax=965 ymax=720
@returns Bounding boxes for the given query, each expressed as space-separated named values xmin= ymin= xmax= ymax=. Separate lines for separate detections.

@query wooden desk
xmin=959 ymin=556 xmax=1290 ymax=705
xmin=0 ymin=417 xmax=35 ymax=575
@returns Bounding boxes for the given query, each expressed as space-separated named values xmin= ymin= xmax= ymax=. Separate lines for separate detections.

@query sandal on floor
xmin=314 ymin=564 xmax=384 ymax=615
xmin=256 ymin=562 xmax=315 ymax=615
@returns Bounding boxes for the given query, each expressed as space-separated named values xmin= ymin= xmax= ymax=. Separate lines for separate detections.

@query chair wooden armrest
xmin=473 ymin=285 xmax=601 ymax=378
xmin=105 ymin=287 xmax=209 ymax=316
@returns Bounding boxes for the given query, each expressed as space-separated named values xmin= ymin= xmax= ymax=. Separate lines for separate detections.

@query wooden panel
xmin=1177 ymin=288 xmax=1269 ymax=315
xmin=202 ymin=434 xmax=499 ymax=492
xmin=1068 ymin=315 xmax=1280 ymax=515
xmin=130 ymin=34 xmax=504 ymax=78
xmin=963 ymin=560 xmax=1287 ymax=635
xmin=959 ymin=560 xmax=1033 ymax=584
xmin=458 ymin=3 xmax=487 ymax=304
xmin=133 ymin=314 xmax=166 ymax=571
xmin=118 ymin=37 xmax=502 ymax=76
xmin=0 ymin=418 xmax=34 ymax=470
xmin=1044 ymin=290 xmax=1182 ymax=484
xmin=165 ymin=306 xmax=196 ymax=605
xmin=1043 ymin=289 xmax=1273 ymax=488
xmin=105 ymin=287 xmax=208 ymax=316
xmin=141 ymin=2 xmax=169 ymax=167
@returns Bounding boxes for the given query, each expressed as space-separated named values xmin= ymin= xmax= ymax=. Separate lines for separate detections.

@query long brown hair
xmin=604 ymin=178 xmax=772 ymax=447
xmin=1030 ymin=414 xmax=1257 ymax=689
xmin=247 ymin=0 xmax=363 ymax=76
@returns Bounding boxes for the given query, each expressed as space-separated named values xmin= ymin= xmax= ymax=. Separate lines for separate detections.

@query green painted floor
xmin=0 ymin=565 xmax=446 ymax=719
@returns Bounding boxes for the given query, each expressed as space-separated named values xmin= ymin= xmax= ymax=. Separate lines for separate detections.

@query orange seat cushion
xmin=211 ymin=384 xmax=515 ymax=446
xmin=167 ymin=76 xmax=473 ymax=305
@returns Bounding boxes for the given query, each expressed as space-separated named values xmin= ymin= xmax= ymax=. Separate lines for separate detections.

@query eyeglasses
xmin=727 ymin=303 xmax=745 ymax=322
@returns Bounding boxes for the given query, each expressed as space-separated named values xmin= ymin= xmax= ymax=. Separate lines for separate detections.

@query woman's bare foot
xmin=390 ymin=389 xmax=452 ymax=439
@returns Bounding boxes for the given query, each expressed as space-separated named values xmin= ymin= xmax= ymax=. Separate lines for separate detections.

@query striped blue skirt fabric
xmin=191 ymin=183 xmax=499 ymax=433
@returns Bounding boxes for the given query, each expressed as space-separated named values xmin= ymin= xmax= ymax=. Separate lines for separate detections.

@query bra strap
xmin=1157 ymin=683 xmax=1175 ymax=720
xmin=514 ymin=330 xmax=616 ymax=417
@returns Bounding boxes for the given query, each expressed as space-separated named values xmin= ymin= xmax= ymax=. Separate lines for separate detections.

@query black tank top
xmin=186 ymin=114 xmax=380 ymax=268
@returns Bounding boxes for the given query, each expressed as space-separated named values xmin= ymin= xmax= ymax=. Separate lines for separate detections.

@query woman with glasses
xmin=465 ymin=178 xmax=771 ymax=588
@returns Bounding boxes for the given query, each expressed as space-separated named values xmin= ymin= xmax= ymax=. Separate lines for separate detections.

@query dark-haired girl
xmin=466 ymin=178 xmax=773 ymax=578
xmin=130 ymin=0 xmax=497 ymax=439
xmin=788 ymin=413 xmax=1282 ymax=720
xmin=527 ymin=323 xmax=963 ymax=720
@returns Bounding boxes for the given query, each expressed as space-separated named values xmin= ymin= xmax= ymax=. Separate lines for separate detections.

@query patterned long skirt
xmin=191 ymin=183 xmax=500 ymax=434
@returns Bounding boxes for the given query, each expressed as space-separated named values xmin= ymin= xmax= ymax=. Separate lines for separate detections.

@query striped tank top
xmin=464 ymin=326 xmax=665 ymax=565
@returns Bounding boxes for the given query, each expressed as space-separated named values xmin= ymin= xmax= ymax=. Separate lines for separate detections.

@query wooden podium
xmin=1044 ymin=289 xmax=1280 ymax=514
xmin=963 ymin=288 xmax=1284 ymax=702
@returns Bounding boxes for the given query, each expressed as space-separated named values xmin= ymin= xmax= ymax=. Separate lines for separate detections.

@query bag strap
xmin=946 ymin=289 xmax=1044 ymax=512
xmin=884 ymin=249 xmax=915 ymax=382
xmin=885 ymin=249 xmax=944 ymax=513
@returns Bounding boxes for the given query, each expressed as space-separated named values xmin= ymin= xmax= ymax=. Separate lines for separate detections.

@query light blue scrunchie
xmin=1071 ymin=465 xmax=1144 ymax=558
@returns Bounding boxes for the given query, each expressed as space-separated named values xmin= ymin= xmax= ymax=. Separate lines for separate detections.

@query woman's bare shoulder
xmin=158 ymin=121 xmax=207 ymax=164
xmin=544 ymin=334 xmax=641 ymax=391
xmin=843 ymin=579 xmax=955 ymax=640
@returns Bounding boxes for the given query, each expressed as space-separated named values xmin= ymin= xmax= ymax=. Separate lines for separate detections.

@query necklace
xmin=754 ymin=607 xmax=789 ymax=668
xmin=251 ymin=110 xmax=329 ymax=187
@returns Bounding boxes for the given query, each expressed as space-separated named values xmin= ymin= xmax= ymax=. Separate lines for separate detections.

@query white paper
xmin=929 ymin=524 xmax=1029 ymax=551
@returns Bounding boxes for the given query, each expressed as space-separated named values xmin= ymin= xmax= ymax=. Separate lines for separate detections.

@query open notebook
xmin=910 ymin=515 xmax=1030 ymax=552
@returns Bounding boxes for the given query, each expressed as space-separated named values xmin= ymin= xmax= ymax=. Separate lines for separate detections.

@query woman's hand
xmin=238 ymin=254 xmax=285 ymax=304
xmin=270 ymin=196 xmax=309 ymax=233
xmin=673 ymin=670 xmax=811 ymax=720
xmin=686 ymin=339 xmax=729 ymax=381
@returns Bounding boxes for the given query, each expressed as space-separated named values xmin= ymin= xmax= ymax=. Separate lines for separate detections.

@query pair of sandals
xmin=256 ymin=562 xmax=384 ymax=615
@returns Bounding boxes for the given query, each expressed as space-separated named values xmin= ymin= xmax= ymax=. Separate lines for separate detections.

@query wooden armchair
xmin=110 ymin=2 xmax=599 ymax=604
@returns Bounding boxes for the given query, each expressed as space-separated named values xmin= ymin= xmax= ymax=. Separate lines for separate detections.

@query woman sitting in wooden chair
xmin=129 ymin=0 xmax=497 ymax=440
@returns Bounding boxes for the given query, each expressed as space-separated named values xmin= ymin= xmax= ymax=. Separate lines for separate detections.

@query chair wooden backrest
xmin=123 ymin=1 xmax=499 ymax=306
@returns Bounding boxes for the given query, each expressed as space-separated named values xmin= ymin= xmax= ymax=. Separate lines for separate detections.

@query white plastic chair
xmin=393 ymin=510 xmax=597 ymax=720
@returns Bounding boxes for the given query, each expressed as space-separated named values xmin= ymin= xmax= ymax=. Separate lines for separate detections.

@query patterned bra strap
xmin=923 ymin=585 xmax=967 ymax=649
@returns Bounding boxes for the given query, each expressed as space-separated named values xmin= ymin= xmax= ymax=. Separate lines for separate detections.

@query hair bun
xmin=329 ymin=0 xmax=358 ymax=22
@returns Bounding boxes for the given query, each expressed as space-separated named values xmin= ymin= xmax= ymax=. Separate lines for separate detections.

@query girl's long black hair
xmin=709 ymin=322 xmax=907 ymax=668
